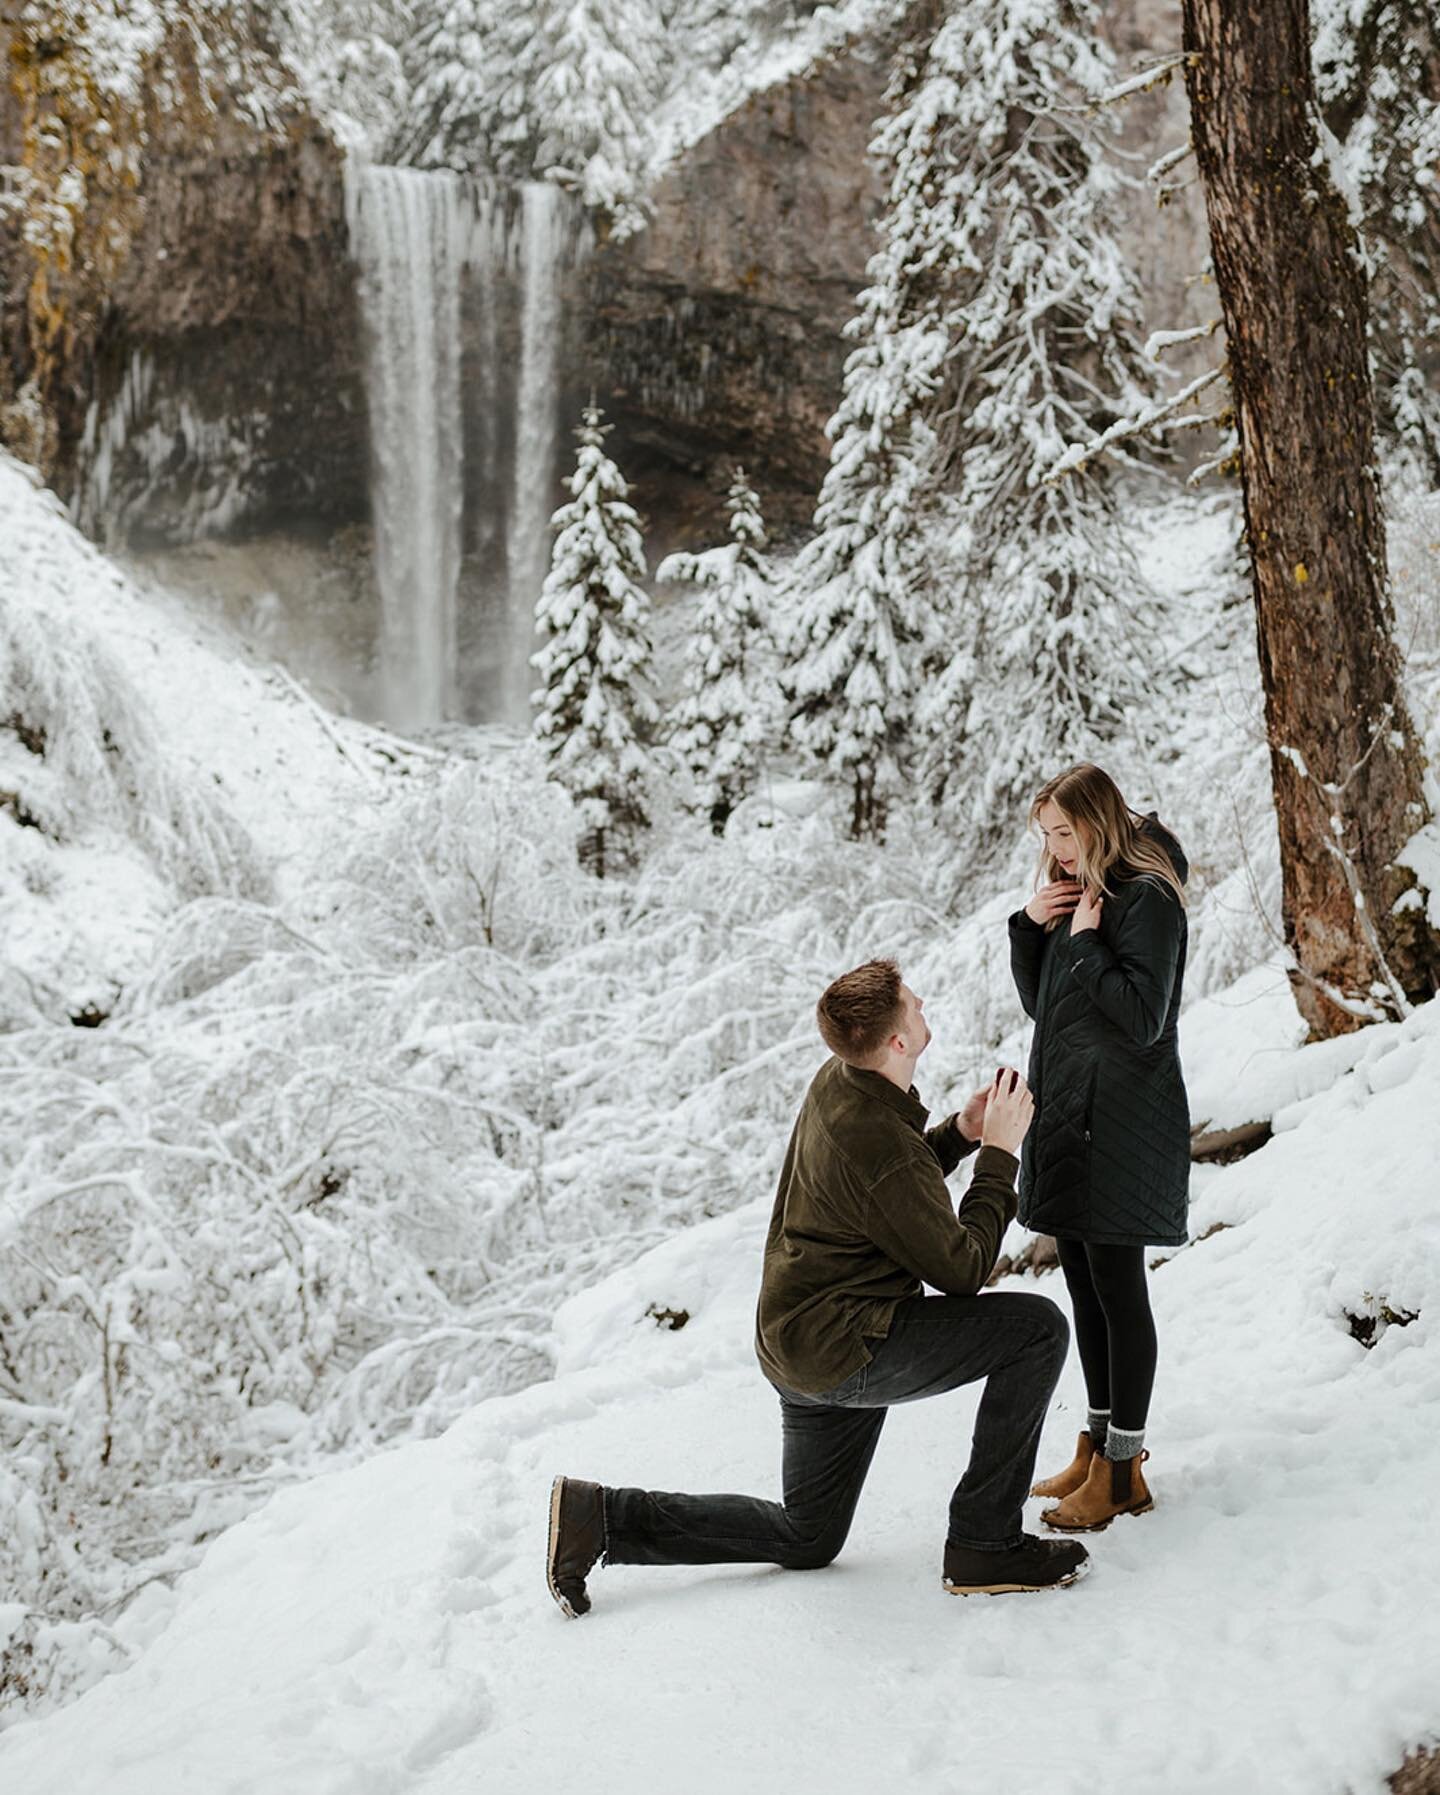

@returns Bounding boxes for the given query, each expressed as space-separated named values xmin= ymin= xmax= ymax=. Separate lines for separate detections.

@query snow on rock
xmin=2 ymin=974 xmax=1437 ymax=1795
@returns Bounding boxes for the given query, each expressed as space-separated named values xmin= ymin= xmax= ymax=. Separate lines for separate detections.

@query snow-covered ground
xmin=1 ymin=965 xmax=1436 ymax=1795
xmin=2 ymin=449 xmax=1437 ymax=1786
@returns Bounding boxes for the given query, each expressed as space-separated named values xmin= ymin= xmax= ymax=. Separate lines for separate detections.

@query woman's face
xmin=1037 ymin=800 xmax=1082 ymax=877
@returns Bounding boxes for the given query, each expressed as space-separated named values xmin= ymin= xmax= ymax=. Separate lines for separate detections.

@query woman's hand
xmin=1024 ymin=880 xmax=1081 ymax=926
xmin=1071 ymin=886 xmax=1104 ymax=934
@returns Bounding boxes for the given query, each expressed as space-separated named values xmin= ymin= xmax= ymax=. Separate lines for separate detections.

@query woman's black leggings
xmin=1054 ymin=1239 xmax=1157 ymax=1432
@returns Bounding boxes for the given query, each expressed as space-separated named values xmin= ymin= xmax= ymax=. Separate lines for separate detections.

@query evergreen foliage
xmin=1312 ymin=0 xmax=1440 ymax=480
xmin=657 ymin=468 xmax=775 ymax=834
xmin=399 ymin=0 xmax=535 ymax=172
xmin=532 ymin=404 xmax=657 ymax=875
xmin=784 ymin=0 xmax=1163 ymax=840
xmin=398 ymin=0 xmax=879 ymax=228
xmin=531 ymin=0 xmax=664 ymax=231
xmin=400 ymin=0 xmax=664 ymax=228
xmin=779 ymin=12 xmax=953 ymax=843
xmin=917 ymin=1 xmax=1166 ymax=832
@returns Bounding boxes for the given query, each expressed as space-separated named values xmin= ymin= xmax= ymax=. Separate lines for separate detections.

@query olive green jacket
xmin=754 ymin=1056 xmax=1019 ymax=1396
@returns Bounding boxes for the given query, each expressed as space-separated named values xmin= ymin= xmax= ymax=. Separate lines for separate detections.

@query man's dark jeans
xmin=605 ymin=1289 xmax=1069 ymax=1567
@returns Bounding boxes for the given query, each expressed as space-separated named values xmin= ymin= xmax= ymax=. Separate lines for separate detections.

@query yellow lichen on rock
xmin=3 ymin=2 xmax=298 ymax=479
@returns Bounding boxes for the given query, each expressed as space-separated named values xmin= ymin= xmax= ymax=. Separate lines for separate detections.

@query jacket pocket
xmin=1082 ymin=1061 xmax=1099 ymax=1145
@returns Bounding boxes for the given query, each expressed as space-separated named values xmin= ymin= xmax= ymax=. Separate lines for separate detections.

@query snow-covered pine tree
xmin=903 ymin=0 xmax=1165 ymax=832
xmin=656 ymin=467 xmax=775 ymax=834
xmin=396 ymin=0 xmax=537 ymax=172
xmin=531 ymin=0 xmax=663 ymax=231
xmin=400 ymin=0 xmax=662 ymax=230
xmin=779 ymin=19 xmax=954 ymax=843
xmin=532 ymin=403 xmax=657 ymax=877
xmin=1312 ymin=0 xmax=1440 ymax=482
xmin=782 ymin=1 xmax=1160 ymax=841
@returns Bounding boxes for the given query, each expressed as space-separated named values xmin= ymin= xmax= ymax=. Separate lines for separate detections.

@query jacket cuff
xmin=1009 ymin=908 xmax=1044 ymax=934
xmin=972 ymin=1144 xmax=1019 ymax=1185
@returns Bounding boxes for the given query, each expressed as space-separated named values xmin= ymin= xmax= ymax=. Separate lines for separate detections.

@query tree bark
xmin=1181 ymin=0 xmax=1440 ymax=1035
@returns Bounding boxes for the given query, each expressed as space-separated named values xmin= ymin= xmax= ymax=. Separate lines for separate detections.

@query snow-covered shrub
xmin=315 ymin=750 xmax=588 ymax=962
xmin=0 ymin=592 xmax=268 ymax=907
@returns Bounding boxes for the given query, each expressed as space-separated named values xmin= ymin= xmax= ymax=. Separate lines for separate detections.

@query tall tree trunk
xmin=1181 ymin=0 xmax=1440 ymax=1035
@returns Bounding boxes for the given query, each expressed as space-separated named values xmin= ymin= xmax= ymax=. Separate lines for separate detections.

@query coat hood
xmin=1137 ymin=810 xmax=1189 ymax=886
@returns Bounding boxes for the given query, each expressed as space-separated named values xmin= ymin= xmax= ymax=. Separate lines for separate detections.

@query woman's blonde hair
xmin=1030 ymin=763 xmax=1186 ymax=921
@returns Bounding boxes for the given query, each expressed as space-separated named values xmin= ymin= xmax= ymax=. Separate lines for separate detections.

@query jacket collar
xmin=837 ymin=1059 xmax=930 ymax=1132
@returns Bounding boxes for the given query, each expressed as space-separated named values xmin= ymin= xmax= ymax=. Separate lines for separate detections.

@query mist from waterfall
xmin=348 ymin=166 xmax=466 ymax=732
xmin=348 ymin=166 xmax=582 ymax=734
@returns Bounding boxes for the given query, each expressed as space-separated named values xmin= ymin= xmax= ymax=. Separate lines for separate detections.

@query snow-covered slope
xmin=0 ymin=452 xmax=408 ymax=1018
xmin=2 ymin=980 xmax=1435 ymax=1795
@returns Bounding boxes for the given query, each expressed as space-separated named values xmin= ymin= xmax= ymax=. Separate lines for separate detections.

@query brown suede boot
xmin=1041 ymin=1448 xmax=1153 ymax=1532
xmin=1030 ymin=1431 xmax=1098 ymax=1500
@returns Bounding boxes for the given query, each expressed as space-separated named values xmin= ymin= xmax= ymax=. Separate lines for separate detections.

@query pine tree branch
xmin=1093 ymin=54 xmax=1202 ymax=108
xmin=1044 ymin=366 xmax=1227 ymax=481
xmin=1143 ymin=319 xmax=1223 ymax=361
xmin=1148 ymin=141 xmax=1195 ymax=182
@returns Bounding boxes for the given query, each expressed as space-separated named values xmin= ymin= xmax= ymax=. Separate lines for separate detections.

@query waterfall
xmin=505 ymin=183 xmax=571 ymax=728
xmin=348 ymin=165 xmax=466 ymax=732
xmin=347 ymin=165 xmax=582 ymax=731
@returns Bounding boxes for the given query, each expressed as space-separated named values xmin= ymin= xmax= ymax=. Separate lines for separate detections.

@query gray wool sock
xmin=1086 ymin=1408 xmax=1111 ymax=1445
xmin=1105 ymin=1424 xmax=1146 ymax=1462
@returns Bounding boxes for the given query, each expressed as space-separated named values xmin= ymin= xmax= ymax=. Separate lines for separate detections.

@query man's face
xmin=896 ymin=983 xmax=932 ymax=1059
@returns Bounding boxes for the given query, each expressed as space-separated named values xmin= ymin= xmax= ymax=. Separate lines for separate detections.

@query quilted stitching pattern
xmin=1012 ymin=833 xmax=1191 ymax=1248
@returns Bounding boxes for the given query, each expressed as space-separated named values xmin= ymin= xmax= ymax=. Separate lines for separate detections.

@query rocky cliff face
xmin=583 ymin=40 xmax=896 ymax=543
xmin=1 ymin=1 xmax=365 ymax=542
xmin=583 ymin=0 xmax=1212 ymax=548
xmin=0 ymin=1 xmax=1211 ymax=570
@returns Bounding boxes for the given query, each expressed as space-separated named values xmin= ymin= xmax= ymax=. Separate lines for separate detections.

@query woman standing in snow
xmin=1008 ymin=763 xmax=1190 ymax=1530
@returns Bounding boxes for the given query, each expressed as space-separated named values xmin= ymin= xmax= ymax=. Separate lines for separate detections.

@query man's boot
xmin=1041 ymin=1449 xmax=1153 ymax=1532
xmin=1030 ymin=1430 xmax=1098 ymax=1500
xmin=943 ymin=1533 xmax=1089 ymax=1596
xmin=547 ymin=1476 xmax=606 ymax=1617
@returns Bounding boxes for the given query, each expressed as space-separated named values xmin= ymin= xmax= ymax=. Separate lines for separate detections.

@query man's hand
xmin=981 ymin=1067 xmax=1035 ymax=1155
xmin=1024 ymin=880 xmax=1081 ymax=926
xmin=956 ymin=1084 xmax=992 ymax=1143
xmin=1071 ymin=886 xmax=1104 ymax=935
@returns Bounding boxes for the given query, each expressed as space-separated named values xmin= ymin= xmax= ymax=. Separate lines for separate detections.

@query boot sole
xmin=944 ymin=1560 xmax=1089 ymax=1596
xmin=1041 ymin=1496 xmax=1155 ymax=1534
xmin=546 ymin=1475 xmax=581 ymax=1619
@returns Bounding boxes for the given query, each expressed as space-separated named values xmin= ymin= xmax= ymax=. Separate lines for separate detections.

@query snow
xmin=0 ymin=441 xmax=1435 ymax=1780
xmin=1 ymin=966 xmax=1437 ymax=1793
xmin=0 ymin=451 xmax=389 ymax=1011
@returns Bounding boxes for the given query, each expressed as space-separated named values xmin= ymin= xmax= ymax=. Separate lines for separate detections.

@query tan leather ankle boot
xmin=1041 ymin=1448 xmax=1153 ymax=1532
xmin=1030 ymin=1431 xmax=1098 ymax=1500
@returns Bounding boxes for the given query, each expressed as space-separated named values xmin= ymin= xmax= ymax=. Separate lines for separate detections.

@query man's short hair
xmin=816 ymin=958 xmax=904 ymax=1065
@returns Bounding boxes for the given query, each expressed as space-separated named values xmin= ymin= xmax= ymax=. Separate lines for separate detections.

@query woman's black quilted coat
xmin=1009 ymin=819 xmax=1191 ymax=1248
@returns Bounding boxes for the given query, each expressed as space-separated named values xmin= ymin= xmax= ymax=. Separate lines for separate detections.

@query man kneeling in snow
xmin=547 ymin=957 xmax=1087 ymax=1608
